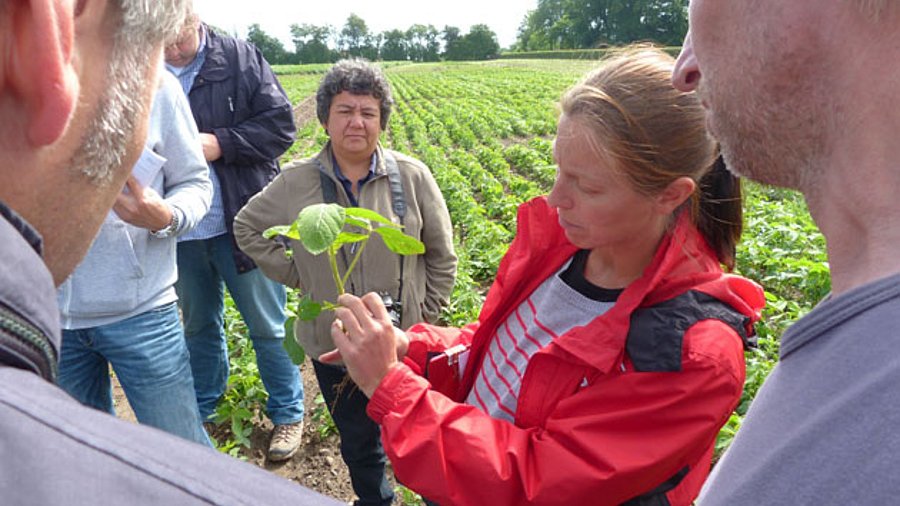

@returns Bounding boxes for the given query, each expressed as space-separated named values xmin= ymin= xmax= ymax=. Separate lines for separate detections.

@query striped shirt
xmin=466 ymin=251 xmax=620 ymax=423
xmin=166 ymin=25 xmax=228 ymax=241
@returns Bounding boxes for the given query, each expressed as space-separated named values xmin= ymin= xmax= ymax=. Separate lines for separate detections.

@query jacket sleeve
xmin=367 ymin=319 xmax=745 ymax=506
xmin=233 ymin=171 xmax=300 ymax=288
xmin=157 ymin=76 xmax=212 ymax=235
xmin=416 ymin=167 xmax=457 ymax=324
xmin=214 ymin=44 xmax=296 ymax=166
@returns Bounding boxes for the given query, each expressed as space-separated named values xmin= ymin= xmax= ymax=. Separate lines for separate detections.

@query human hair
xmin=316 ymin=58 xmax=394 ymax=130
xmin=559 ymin=45 xmax=743 ymax=269
xmin=117 ymin=0 xmax=187 ymax=46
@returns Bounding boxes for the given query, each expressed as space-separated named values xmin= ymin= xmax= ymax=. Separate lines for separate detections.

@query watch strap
xmin=151 ymin=206 xmax=179 ymax=238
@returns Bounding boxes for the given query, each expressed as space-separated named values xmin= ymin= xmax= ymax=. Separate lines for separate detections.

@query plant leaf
xmin=263 ymin=224 xmax=300 ymax=240
xmin=296 ymin=203 xmax=345 ymax=255
xmin=344 ymin=216 xmax=371 ymax=230
xmin=333 ymin=231 xmax=369 ymax=248
xmin=297 ymin=295 xmax=324 ymax=321
xmin=281 ymin=318 xmax=306 ymax=365
xmin=375 ymin=227 xmax=425 ymax=255
xmin=346 ymin=207 xmax=400 ymax=228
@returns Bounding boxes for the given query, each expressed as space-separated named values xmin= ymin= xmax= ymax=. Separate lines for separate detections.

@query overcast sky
xmin=192 ymin=0 xmax=536 ymax=49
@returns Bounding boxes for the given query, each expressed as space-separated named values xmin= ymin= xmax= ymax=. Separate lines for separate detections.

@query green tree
xmin=405 ymin=24 xmax=440 ymax=62
xmin=290 ymin=23 xmax=337 ymax=64
xmin=381 ymin=29 xmax=409 ymax=61
xmin=339 ymin=13 xmax=377 ymax=60
xmin=515 ymin=0 xmax=688 ymax=50
xmin=447 ymin=24 xmax=500 ymax=61
xmin=442 ymin=25 xmax=462 ymax=59
xmin=247 ymin=23 xmax=290 ymax=64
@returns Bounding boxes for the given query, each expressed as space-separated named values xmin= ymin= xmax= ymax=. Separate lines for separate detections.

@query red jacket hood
xmin=473 ymin=197 xmax=765 ymax=375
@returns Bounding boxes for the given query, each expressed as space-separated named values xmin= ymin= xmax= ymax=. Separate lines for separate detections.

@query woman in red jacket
xmin=323 ymin=47 xmax=765 ymax=506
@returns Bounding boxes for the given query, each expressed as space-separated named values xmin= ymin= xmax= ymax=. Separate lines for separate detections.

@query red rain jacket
xmin=366 ymin=197 xmax=765 ymax=506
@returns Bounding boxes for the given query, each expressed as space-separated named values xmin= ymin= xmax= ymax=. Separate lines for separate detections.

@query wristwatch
xmin=151 ymin=207 xmax=180 ymax=239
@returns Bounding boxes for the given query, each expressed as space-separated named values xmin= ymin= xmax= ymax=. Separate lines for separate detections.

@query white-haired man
xmin=0 ymin=1 xmax=338 ymax=503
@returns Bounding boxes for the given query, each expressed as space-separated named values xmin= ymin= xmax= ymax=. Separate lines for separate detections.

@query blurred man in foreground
xmin=0 ymin=1 xmax=338 ymax=503
xmin=673 ymin=1 xmax=900 ymax=504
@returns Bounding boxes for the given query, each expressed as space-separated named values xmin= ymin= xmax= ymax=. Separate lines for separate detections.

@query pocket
xmin=67 ymin=219 xmax=143 ymax=316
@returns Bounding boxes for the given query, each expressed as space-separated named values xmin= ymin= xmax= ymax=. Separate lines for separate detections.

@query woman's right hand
xmin=318 ymin=294 xmax=409 ymax=376
xmin=319 ymin=311 xmax=410 ymax=366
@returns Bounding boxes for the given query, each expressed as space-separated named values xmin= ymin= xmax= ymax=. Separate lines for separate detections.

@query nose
xmin=546 ymin=171 xmax=571 ymax=209
xmin=349 ymin=112 xmax=365 ymax=127
xmin=672 ymin=32 xmax=701 ymax=92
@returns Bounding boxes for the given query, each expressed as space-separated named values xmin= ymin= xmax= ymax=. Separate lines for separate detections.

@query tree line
xmin=514 ymin=0 xmax=689 ymax=50
xmin=240 ymin=1 xmax=689 ymax=65
xmin=244 ymin=14 xmax=501 ymax=64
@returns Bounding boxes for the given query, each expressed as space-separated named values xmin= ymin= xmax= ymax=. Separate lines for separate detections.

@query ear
xmin=7 ymin=0 xmax=79 ymax=146
xmin=655 ymin=176 xmax=697 ymax=215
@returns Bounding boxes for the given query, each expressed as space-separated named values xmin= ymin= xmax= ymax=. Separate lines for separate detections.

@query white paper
xmin=131 ymin=147 xmax=167 ymax=188
xmin=108 ymin=146 xmax=167 ymax=220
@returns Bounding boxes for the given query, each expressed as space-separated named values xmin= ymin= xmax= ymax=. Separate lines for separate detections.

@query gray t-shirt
xmin=699 ymin=273 xmax=900 ymax=505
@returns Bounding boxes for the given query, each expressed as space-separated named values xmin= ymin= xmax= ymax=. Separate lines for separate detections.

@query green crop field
xmin=219 ymin=61 xmax=828 ymax=495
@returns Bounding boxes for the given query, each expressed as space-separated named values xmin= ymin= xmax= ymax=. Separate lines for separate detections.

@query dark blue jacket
xmin=188 ymin=25 xmax=296 ymax=272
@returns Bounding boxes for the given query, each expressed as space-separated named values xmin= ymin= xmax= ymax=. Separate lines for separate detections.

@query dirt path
xmin=293 ymin=94 xmax=317 ymax=127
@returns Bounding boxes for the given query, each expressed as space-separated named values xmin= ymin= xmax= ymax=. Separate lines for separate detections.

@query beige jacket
xmin=234 ymin=143 xmax=457 ymax=360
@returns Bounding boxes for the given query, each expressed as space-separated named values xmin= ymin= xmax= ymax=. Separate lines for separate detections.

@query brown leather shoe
xmin=268 ymin=421 xmax=303 ymax=461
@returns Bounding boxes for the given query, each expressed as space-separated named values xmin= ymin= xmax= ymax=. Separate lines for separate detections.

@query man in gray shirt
xmin=57 ymin=72 xmax=213 ymax=446
xmin=672 ymin=1 xmax=900 ymax=504
xmin=0 ymin=0 xmax=338 ymax=503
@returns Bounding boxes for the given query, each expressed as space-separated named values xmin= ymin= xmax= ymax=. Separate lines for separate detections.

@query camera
xmin=378 ymin=291 xmax=402 ymax=328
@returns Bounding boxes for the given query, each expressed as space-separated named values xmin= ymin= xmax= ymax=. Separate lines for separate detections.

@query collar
xmin=333 ymin=153 xmax=378 ymax=185
xmin=0 ymin=200 xmax=42 ymax=256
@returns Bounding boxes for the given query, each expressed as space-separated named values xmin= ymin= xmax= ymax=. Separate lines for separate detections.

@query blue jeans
xmin=58 ymin=302 xmax=212 ymax=446
xmin=175 ymin=234 xmax=303 ymax=425
xmin=313 ymin=360 xmax=394 ymax=506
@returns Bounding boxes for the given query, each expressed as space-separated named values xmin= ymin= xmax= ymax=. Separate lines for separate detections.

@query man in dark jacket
xmin=0 ymin=1 xmax=337 ymax=504
xmin=165 ymin=9 xmax=305 ymax=461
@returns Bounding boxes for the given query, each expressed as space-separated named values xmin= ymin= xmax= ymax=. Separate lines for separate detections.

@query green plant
xmin=210 ymin=294 xmax=269 ymax=456
xmin=310 ymin=393 xmax=339 ymax=439
xmin=395 ymin=484 xmax=426 ymax=506
xmin=264 ymin=203 xmax=426 ymax=364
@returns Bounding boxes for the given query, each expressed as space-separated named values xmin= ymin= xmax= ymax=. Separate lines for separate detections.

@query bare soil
xmin=293 ymin=95 xmax=317 ymax=127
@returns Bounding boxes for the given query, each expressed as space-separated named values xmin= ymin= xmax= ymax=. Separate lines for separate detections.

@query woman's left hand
xmin=328 ymin=292 xmax=401 ymax=397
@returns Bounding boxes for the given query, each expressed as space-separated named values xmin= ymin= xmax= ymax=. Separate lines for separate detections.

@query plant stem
xmin=329 ymin=249 xmax=345 ymax=294
xmin=340 ymin=238 xmax=368 ymax=290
